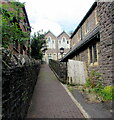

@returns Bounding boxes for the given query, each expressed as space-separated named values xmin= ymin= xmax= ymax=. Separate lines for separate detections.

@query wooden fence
xmin=67 ymin=59 xmax=87 ymax=85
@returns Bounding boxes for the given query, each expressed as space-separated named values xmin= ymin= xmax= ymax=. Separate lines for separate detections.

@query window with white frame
xmin=62 ymin=37 xmax=66 ymax=48
xmin=63 ymin=38 xmax=65 ymax=42
xmin=52 ymin=40 xmax=55 ymax=49
xmin=47 ymin=37 xmax=51 ymax=48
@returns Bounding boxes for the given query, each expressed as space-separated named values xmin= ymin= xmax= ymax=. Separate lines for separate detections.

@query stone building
xmin=1 ymin=0 xmax=31 ymax=55
xmin=62 ymin=2 xmax=114 ymax=85
xmin=43 ymin=31 xmax=70 ymax=63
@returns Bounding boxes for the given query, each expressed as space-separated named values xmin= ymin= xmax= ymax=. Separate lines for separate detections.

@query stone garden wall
xmin=49 ymin=59 xmax=67 ymax=83
xmin=2 ymin=49 xmax=40 ymax=120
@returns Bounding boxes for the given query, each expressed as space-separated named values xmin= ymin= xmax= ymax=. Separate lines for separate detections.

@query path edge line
xmin=61 ymin=83 xmax=91 ymax=119
xmin=49 ymin=64 xmax=91 ymax=119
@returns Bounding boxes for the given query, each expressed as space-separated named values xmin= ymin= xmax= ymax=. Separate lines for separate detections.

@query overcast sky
xmin=18 ymin=0 xmax=95 ymax=36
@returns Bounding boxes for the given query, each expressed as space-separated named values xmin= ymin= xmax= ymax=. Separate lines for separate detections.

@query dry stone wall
xmin=2 ymin=49 xmax=40 ymax=120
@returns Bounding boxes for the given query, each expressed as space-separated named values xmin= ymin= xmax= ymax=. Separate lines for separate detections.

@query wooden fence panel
xmin=67 ymin=59 xmax=87 ymax=85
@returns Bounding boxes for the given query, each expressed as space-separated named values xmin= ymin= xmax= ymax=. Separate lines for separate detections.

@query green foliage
xmin=85 ymin=70 xmax=103 ymax=88
xmin=100 ymin=86 xmax=114 ymax=100
xmin=85 ymin=78 xmax=91 ymax=87
xmin=67 ymin=85 xmax=73 ymax=93
xmin=81 ymin=88 xmax=85 ymax=92
xmin=85 ymin=70 xmax=113 ymax=101
xmin=31 ymin=32 xmax=46 ymax=60
xmin=88 ymin=89 xmax=92 ymax=93
xmin=1 ymin=1 xmax=29 ymax=48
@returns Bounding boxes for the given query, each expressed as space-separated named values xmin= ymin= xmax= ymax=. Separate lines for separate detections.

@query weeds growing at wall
xmin=85 ymin=70 xmax=114 ymax=101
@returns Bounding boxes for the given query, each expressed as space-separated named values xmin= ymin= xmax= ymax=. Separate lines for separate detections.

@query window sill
xmin=94 ymin=62 xmax=98 ymax=66
xmin=89 ymin=62 xmax=98 ymax=67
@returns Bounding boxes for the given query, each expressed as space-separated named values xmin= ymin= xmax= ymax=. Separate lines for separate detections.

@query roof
xmin=70 ymin=2 xmax=97 ymax=39
xmin=57 ymin=31 xmax=70 ymax=38
xmin=61 ymin=26 xmax=100 ymax=62
xmin=45 ymin=31 xmax=57 ymax=38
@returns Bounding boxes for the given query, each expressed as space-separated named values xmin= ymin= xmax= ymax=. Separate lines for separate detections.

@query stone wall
xmin=49 ymin=59 xmax=67 ymax=83
xmin=0 ymin=53 xmax=2 ymax=120
xmin=2 ymin=49 xmax=40 ymax=119
xmin=70 ymin=6 xmax=98 ymax=48
xmin=98 ymin=2 xmax=114 ymax=85
xmin=69 ymin=2 xmax=114 ymax=86
xmin=112 ymin=1 xmax=114 ymax=86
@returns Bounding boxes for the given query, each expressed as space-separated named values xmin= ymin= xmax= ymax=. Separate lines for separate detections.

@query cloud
xmin=19 ymin=0 xmax=95 ymax=35
xmin=31 ymin=19 xmax=63 ymax=36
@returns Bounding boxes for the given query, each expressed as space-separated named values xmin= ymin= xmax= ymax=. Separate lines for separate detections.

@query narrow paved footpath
xmin=27 ymin=64 xmax=84 ymax=118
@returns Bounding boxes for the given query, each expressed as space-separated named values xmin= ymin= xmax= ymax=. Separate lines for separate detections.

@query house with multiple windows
xmin=43 ymin=31 xmax=70 ymax=63
xmin=62 ymin=2 xmax=114 ymax=85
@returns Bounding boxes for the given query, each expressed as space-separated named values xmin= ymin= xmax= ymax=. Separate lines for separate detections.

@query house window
xmin=52 ymin=40 xmax=55 ymax=49
xmin=89 ymin=43 xmax=98 ymax=65
xmin=93 ymin=44 xmax=97 ymax=62
xmin=79 ymin=27 xmax=82 ymax=40
xmin=85 ymin=21 xmax=90 ymax=34
xmin=47 ymin=37 xmax=51 ymax=48
xmin=62 ymin=37 xmax=66 ymax=48
xmin=95 ymin=10 xmax=98 ymax=25
xmin=48 ymin=37 xmax=50 ymax=42
xmin=89 ymin=46 xmax=93 ymax=64
xmin=63 ymin=38 xmax=65 ymax=42
xmin=48 ymin=54 xmax=52 ymax=60
xmin=67 ymin=40 xmax=69 ymax=44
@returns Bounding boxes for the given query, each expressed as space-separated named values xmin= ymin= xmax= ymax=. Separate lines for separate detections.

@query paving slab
xmin=27 ymin=64 xmax=84 ymax=118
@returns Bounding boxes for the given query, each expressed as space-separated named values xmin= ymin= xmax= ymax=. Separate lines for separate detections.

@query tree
xmin=31 ymin=32 xmax=46 ymax=60
xmin=1 ymin=1 xmax=29 ymax=48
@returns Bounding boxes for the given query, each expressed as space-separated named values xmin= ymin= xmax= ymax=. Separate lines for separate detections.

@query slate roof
xmin=61 ymin=26 xmax=100 ymax=62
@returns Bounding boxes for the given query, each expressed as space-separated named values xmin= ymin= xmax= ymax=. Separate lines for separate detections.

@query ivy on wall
xmin=1 ymin=1 xmax=29 ymax=48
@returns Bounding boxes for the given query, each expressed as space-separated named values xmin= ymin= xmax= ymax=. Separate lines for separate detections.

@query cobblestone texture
xmin=27 ymin=64 xmax=84 ymax=118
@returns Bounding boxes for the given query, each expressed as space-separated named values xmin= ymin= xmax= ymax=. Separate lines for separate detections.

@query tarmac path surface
xmin=27 ymin=64 xmax=84 ymax=118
